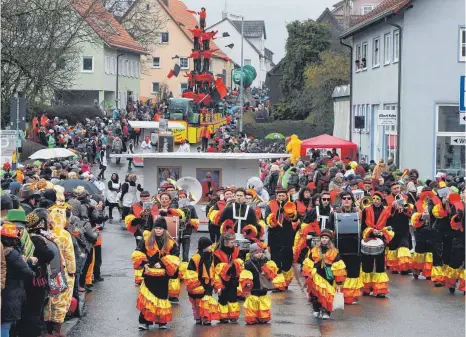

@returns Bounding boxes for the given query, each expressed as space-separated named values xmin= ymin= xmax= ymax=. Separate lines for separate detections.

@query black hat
xmin=153 ymin=217 xmax=167 ymax=230
xmin=198 ymin=237 xmax=213 ymax=251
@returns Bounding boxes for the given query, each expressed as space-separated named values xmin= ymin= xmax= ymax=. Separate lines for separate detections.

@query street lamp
xmin=228 ymin=13 xmax=244 ymax=133
xmin=116 ymin=52 xmax=125 ymax=109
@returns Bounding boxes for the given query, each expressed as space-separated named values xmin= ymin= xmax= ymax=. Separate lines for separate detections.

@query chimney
xmin=222 ymin=11 xmax=227 ymax=19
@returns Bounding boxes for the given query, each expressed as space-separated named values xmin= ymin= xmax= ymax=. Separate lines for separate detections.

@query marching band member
xmin=213 ymin=232 xmax=243 ymax=323
xmin=386 ymin=182 xmax=414 ymax=274
xmin=411 ymin=187 xmax=441 ymax=283
xmin=125 ymin=191 xmax=158 ymax=285
xmin=153 ymin=191 xmax=186 ymax=302
xmin=295 ymin=187 xmax=313 ymax=221
xmin=245 ymin=189 xmax=266 ymax=241
xmin=362 ymin=178 xmax=373 ymax=197
xmin=177 ymin=190 xmax=199 ymax=263
xmin=265 ymin=187 xmax=298 ymax=290
xmin=360 ymin=192 xmax=394 ymax=298
xmin=302 ymin=229 xmax=346 ymax=319
xmin=131 ymin=217 xmax=180 ymax=330
xmin=243 ymin=243 xmax=279 ymax=325
xmin=206 ymin=186 xmax=226 ymax=243
xmin=327 ymin=191 xmax=363 ymax=304
xmin=183 ymin=237 xmax=220 ymax=325
xmin=445 ymin=187 xmax=465 ymax=294
xmin=218 ymin=188 xmax=260 ymax=242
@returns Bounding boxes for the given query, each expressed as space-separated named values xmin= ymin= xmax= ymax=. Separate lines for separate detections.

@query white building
xmin=207 ymin=17 xmax=273 ymax=88
xmin=340 ymin=0 xmax=465 ymax=178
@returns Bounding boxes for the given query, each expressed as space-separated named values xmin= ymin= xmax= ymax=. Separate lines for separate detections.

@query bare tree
xmin=0 ymin=0 xmax=105 ymax=124
xmin=102 ymin=0 xmax=167 ymax=52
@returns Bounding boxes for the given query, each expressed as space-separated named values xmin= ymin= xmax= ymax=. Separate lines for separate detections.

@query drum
xmin=334 ymin=213 xmax=361 ymax=255
xmin=361 ymin=238 xmax=385 ymax=256
xmin=165 ymin=216 xmax=180 ymax=239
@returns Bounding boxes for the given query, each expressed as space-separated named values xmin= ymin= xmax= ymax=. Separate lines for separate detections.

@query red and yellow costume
xmin=445 ymin=193 xmax=465 ymax=292
xmin=302 ymin=245 xmax=346 ymax=314
xmin=360 ymin=203 xmax=394 ymax=296
xmin=213 ymin=246 xmax=243 ymax=321
xmin=183 ymin=252 xmax=220 ymax=323
xmin=131 ymin=235 xmax=180 ymax=326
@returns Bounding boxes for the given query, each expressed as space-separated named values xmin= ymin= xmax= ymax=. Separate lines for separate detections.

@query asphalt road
xmin=69 ymin=161 xmax=465 ymax=337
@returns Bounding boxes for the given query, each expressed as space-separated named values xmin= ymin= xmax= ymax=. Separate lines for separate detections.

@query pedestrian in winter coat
xmin=1 ymin=223 xmax=35 ymax=337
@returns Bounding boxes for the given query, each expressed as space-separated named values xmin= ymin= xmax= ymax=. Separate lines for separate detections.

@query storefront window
xmin=436 ymin=104 xmax=465 ymax=175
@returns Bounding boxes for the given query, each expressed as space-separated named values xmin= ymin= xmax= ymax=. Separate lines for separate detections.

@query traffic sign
xmin=460 ymin=112 xmax=466 ymax=125
xmin=377 ymin=110 xmax=397 ymax=126
xmin=450 ymin=136 xmax=466 ymax=145
xmin=461 ymin=76 xmax=466 ymax=112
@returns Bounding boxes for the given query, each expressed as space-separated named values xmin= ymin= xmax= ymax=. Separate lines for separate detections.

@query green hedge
xmin=243 ymin=120 xmax=331 ymax=139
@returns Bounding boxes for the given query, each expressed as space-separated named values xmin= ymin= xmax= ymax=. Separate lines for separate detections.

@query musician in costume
xmin=125 ymin=191 xmax=159 ymax=285
xmin=183 ymin=237 xmax=220 ymax=325
xmin=363 ymin=178 xmax=373 ymax=197
xmin=411 ymin=187 xmax=442 ymax=283
xmin=218 ymin=188 xmax=260 ymax=243
xmin=152 ymin=191 xmax=186 ymax=302
xmin=242 ymin=243 xmax=279 ymax=325
xmin=177 ymin=190 xmax=199 ymax=263
xmin=360 ymin=192 xmax=394 ymax=297
xmin=293 ymin=191 xmax=332 ymax=264
xmin=213 ymin=232 xmax=243 ymax=323
xmin=445 ymin=187 xmax=465 ymax=294
xmin=131 ymin=217 xmax=180 ymax=330
xmin=295 ymin=187 xmax=313 ymax=221
xmin=245 ymin=189 xmax=266 ymax=241
xmin=327 ymin=191 xmax=363 ymax=304
xmin=265 ymin=187 xmax=299 ymax=289
xmin=207 ymin=187 xmax=227 ymax=243
xmin=386 ymin=182 xmax=414 ymax=274
xmin=301 ymin=229 xmax=346 ymax=319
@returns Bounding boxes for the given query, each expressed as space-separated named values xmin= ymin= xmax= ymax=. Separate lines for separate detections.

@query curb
xmin=63 ymin=293 xmax=86 ymax=336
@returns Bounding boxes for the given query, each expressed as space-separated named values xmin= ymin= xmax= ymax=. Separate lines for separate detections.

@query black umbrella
xmin=55 ymin=179 xmax=102 ymax=195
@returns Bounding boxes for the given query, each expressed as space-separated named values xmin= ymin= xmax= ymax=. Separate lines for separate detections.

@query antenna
xmin=222 ymin=0 xmax=228 ymax=19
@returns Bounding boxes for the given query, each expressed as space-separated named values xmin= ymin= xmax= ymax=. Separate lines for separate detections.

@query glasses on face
xmin=206 ymin=176 xmax=212 ymax=179
xmin=322 ymin=198 xmax=330 ymax=201
xmin=342 ymin=197 xmax=352 ymax=201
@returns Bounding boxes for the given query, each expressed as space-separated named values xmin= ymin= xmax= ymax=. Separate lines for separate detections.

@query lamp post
xmin=116 ymin=52 xmax=125 ymax=109
xmin=229 ymin=13 xmax=244 ymax=133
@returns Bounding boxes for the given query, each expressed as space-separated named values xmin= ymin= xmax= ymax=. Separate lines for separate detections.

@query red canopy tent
xmin=300 ymin=134 xmax=358 ymax=160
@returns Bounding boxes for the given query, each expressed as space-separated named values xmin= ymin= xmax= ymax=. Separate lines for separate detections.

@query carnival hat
xmin=320 ymin=229 xmax=334 ymax=239
xmin=1 ymin=222 xmax=19 ymax=238
xmin=6 ymin=209 xmax=27 ymax=223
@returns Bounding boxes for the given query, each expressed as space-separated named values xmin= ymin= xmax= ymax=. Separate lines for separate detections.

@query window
xmin=361 ymin=5 xmax=374 ymax=14
xmin=179 ymin=57 xmax=189 ymax=69
xmin=136 ymin=62 xmax=140 ymax=78
xmin=362 ymin=42 xmax=368 ymax=69
xmin=119 ymin=59 xmax=124 ymax=76
xmin=152 ymin=82 xmax=160 ymax=93
xmin=104 ymin=56 xmax=109 ymax=74
xmin=244 ymin=59 xmax=252 ymax=66
xmin=82 ymin=56 xmax=93 ymax=72
xmin=111 ymin=57 xmax=116 ymax=74
xmin=384 ymin=33 xmax=391 ymax=65
xmin=161 ymin=32 xmax=169 ymax=43
xmin=436 ymin=104 xmax=465 ymax=175
xmin=393 ymin=30 xmax=400 ymax=62
xmin=180 ymin=83 xmax=188 ymax=94
xmin=125 ymin=60 xmax=129 ymax=77
xmin=353 ymin=104 xmax=369 ymax=133
xmin=152 ymin=57 xmax=160 ymax=68
xmin=460 ymin=27 xmax=466 ymax=62
xmin=355 ymin=44 xmax=362 ymax=71
xmin=372 ymin=38 xmax=380 ymax=67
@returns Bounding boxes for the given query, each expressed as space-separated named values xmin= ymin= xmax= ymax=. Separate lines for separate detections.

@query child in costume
xmin=302 ymin=229 xmax=346 ymax=319
xmin=183 ymin=237 xmax=220 ymax=325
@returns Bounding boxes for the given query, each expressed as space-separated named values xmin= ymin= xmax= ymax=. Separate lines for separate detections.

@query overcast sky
xmin=182 ymin=0 xmax=338 ymax=62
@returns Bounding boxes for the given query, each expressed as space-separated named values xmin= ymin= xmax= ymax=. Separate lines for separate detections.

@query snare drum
xmin=361 ymin=238 xmax=385 ymax=256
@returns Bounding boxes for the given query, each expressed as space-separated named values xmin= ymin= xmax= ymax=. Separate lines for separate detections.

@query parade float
xmin=164 ymin=7 xmax=241 ymax=144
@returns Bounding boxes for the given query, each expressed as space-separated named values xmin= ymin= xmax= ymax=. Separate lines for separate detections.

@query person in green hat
xmin=6 ymin=209 xmax=35 ymax=258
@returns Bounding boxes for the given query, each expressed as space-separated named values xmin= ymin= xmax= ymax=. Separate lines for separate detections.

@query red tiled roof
xmin=158 ymin=0 xmax=228 ymax=59
xmin=341 ymin=0 xmax=410 ymax=38
xmin=73 ymin=0 xmax=146 ymax=54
